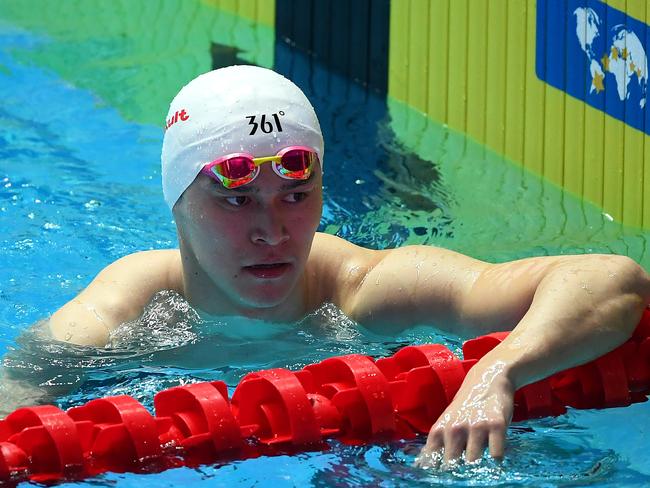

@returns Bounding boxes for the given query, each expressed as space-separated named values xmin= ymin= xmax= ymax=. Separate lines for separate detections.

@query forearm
xmin=474 ymin=255 xmax=650 ymax=389
xmin=418 ymin=255 xmax=650 ymax=464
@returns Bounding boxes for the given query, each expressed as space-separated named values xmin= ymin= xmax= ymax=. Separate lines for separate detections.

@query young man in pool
xmin=48 ymin=66 xmax=650 ymax=466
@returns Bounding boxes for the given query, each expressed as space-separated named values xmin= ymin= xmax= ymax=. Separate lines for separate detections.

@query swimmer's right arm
xmin=48 ymin=250 xmax=183 ymax=347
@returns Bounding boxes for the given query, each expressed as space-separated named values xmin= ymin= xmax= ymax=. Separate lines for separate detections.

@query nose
xmin=250 ymin=205 xmax=290 ymax=246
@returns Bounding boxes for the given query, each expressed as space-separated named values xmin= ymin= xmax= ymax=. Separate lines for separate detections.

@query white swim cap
xmin=161 ymin=66 xmax=324 ymax=209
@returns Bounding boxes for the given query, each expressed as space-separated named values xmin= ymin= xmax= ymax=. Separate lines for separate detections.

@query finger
xmin=425 ymin=426 xmax=444 ymax=453
xmin=488 ymin=423 xmax=507 ymax=460
xmin=443 ymin=425 xmax=467 ymax=463
xmin=465 ymin=426 xmax=489 ymax=463
xmin=414 ymin=448 xmax=443 ymax=470
xmin=414 ymin=428 xmax=444 ymax=468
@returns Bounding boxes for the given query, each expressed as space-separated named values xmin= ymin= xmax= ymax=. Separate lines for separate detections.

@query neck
xmin=178 ymin=242 xmax=308 ymax=322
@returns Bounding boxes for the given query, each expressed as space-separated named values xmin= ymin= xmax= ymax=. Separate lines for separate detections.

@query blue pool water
xmin=1 ymin=18 xmax=650 ymax=488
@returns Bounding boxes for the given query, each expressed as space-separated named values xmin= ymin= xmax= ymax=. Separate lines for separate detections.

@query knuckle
xmin=490 ymin=418 xmax=507 ymax=432
xmin=472 ymin=420 xmax=490 ymax=432
xmin=448 ymin=423 xmax=467 ymax=438
xmin=427 ymin=426 xmax=444 ymax=443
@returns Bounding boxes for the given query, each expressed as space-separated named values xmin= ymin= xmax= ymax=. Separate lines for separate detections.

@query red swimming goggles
xmin=201 ymin=146 xmax=319 ymax=189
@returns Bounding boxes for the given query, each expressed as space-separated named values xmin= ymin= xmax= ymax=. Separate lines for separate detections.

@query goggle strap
xmin=253 ymin=155 xmax=283 ymax=166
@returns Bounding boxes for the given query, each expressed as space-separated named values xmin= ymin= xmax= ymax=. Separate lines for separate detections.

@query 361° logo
xmin=246 ymin=111 xmax=284 ymax=135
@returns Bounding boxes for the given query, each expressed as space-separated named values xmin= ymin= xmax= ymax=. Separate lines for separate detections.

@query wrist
xmin=466 ymin=356 xmax=517 ymax=395
xmin=471 ymin=336 xmax=539 ymax=390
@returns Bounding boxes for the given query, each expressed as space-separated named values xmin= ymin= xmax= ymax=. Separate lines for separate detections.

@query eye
xmin=224 ymin=195 xmax=250 ymax=207
xmin=283 ymin=192 xmax=309 ymax=203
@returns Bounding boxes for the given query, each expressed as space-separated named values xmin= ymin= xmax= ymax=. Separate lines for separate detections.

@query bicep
xmin=344 ymin=245 xmax=490 ymax=333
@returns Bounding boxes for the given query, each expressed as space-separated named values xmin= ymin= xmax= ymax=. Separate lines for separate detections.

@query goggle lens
xmin=276 ymin=149 xmax=316 ymax=178
xmin=213 ymin=156 xmax=255 ymax=180
xmin=204 ymin=148 xmax=318 ymax=189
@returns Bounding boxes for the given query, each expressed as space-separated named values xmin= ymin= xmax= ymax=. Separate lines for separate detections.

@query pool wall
xmin=2 ymin=0 xmax=650 ymax=268
xmin=388 ymin=0 xmax=650 ymax=229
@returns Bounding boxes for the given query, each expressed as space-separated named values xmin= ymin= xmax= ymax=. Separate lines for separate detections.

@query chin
xmin=243 ymin=286 xmax=294 ymax=310
xmin=233 ymin=265 xmax=304 ymax=312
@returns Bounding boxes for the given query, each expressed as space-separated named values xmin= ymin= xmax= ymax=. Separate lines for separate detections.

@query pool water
xmin=1 ymin=9 xmax=650 ymax=488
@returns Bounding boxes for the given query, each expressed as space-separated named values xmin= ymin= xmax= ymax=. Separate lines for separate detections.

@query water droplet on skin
xmin=415 ymin=260 xmax=425 ymax=280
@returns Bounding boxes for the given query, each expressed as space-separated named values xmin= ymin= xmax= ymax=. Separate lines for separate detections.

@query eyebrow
xmin=213 ymin=172 xmax=317 ymax=195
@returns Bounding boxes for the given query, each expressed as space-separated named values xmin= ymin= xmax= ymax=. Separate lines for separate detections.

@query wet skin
xmin=172 ymin=163 xmax=323 ymax=321
xmin=48 ymin=160 xmax=650 ymax=468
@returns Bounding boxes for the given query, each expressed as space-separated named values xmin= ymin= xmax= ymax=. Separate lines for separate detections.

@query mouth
xmin=242 ymin=262 xmax=292 ymax=279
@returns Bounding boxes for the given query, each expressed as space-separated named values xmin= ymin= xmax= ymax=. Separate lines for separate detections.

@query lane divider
xmin=1 ymin=308 xmax=649 ymax=482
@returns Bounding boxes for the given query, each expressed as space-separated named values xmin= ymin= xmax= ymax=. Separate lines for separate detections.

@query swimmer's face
xmin=173 ymin=162 xmax=322 ymax=313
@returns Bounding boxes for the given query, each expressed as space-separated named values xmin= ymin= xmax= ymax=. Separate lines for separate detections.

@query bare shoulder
xmin=94 ymin=249 xmax=183 ymax=292
xmin=49 ymin=249 xmax=183 ymax=346
xmin=305 ymin=238 xmax=490 ymax=328
xmin=305 ymin=234 xmax=468 ymax=310
xmin=305 ymin=233 xmax=383 ymax=310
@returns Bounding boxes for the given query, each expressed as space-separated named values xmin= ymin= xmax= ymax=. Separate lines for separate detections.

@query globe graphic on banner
xmin=574 ymin=7 xmax=648 ymax=109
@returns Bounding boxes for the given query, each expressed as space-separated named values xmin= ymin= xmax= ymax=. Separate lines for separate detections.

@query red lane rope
xmin=0 ymin=308 xmax=648 ymax=483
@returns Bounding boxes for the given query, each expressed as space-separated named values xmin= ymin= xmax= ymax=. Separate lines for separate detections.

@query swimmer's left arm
xmin=342 ymin=245 xmax=650 ymax=464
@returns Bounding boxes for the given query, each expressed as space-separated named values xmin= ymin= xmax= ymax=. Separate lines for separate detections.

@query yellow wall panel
xmin=624 ymin=120 xmax=645 ymax=227
xmin=484 ymin=0 xmax=507 ymax=155
xmin=218 ymin=0 xmax=237 ymax=14
xmin=201 ymin=0 xmax=274 ymax=26
xmin=408 ymin=0 xmax=430 ymax=112
xmin=522 ymin=0 xmax=544 ymax=176
xmin=446 ymin=0 xmax=468 ymax=133
xmin=388 ymin=1 xmax=409 ymax=103
xmin=643 ymin=0 xmax=650 ymax=228
xmin=622 ymin=0 xmax=646 ymax=227
xmin=259 ymin=3 xmax=274 ymax=26
xmin=503 ymin=2 xmax=526 ymax=164
xmin=237 ymin=0 xmax=256 ymax=20
xmin=427 ymin=0 xmax=449 ymax=122
xmin=603 ymin=105 xmax=625 ymax=219
xmin=388 ymin=0 xmax=650 ymax=229
xmin=583 ymin=104 xmax=605 ymax=209
xmin=563 ymin=93 xmax=586 ymax=198
xmin=465 ymin=0 xmax=487 ymax=144
xmin=645 ymin=127 xmax=650 ymax=228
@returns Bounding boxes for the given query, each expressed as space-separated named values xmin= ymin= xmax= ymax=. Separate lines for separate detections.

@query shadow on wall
xmin=271 ymin=0 xmax=452 ymax=245
xmin=275 ymin=0 xmax=390 ymax=94
xmin=211 ymin=42 xmax=255 ymax=70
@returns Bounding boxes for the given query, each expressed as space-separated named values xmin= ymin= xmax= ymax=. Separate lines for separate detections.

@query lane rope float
xmin=1 ymin=308 xmax=649 ymax=483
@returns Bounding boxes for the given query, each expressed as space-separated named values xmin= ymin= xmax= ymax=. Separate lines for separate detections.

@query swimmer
xmin=41 ymin=66 xmax=650 ymax=465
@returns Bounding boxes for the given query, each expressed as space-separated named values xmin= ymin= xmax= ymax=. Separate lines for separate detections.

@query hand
xmin=414 ymin=361 xmax=515 ymax=468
